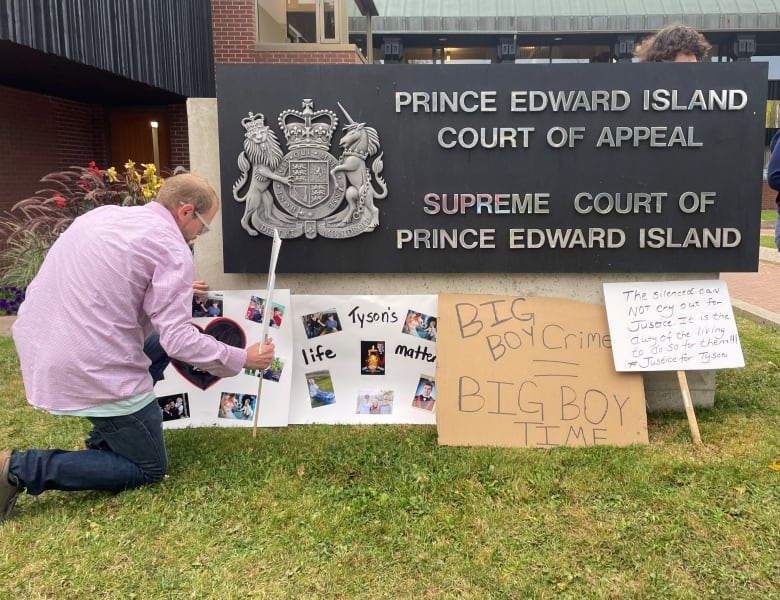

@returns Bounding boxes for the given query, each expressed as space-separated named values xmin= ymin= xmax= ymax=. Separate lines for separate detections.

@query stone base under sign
xmin=643 ymin=370 xmax=714 ymax=411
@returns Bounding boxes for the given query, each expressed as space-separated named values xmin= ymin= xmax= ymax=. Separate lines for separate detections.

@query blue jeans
xmin=9 ymin=399 xmax=168 ymax=495
xmin=8 ymin=332 xmax=173 ymax=496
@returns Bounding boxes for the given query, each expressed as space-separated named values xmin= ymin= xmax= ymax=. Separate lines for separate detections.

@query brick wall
xmin=246 ymin=51 xmax=364 ymax=64
xmin=55 ymin=98 xmax=110 ymax=169
xmin=211 ymin=0 xmax=257 ymax=64
xmin=168 ymin=103 xmax=190 ymax=171
xmin=211 ymin=0 xmax=364 ymax=65
xmin=0 ymin=86 xmax=108 ymax=214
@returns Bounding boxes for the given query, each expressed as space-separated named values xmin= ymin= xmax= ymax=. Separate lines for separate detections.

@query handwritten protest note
xmin=436 ymin=294 xmax=647 ymax=448
xmin=602 ymin=280 xmax=744 ymax=372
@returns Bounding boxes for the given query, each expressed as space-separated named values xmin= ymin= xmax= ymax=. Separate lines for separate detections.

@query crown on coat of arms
xmin=278 ymin=99 xmax=338 ymax=150
xmin=241 ymin=112 xmax=268 ymax=134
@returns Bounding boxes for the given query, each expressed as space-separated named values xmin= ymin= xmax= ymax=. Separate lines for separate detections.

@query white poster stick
xmin=676 ymin=370 xmax=702 ymax=445
xmin=252 ymin=229 xmax=282 ymax=437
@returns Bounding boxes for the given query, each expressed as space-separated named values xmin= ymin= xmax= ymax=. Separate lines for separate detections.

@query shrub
xmin=0 ymin=161 xmax=165 ymax=292
xmin=0 ymin=285 xmax=24 ymax=316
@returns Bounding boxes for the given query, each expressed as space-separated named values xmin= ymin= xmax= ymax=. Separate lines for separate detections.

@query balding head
xmin=157 ymin=174 xmax=219 ymax=242
xmin=155 ymin=173 xmax=218 ymax=215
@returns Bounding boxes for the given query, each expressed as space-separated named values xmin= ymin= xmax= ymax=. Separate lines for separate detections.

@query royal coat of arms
xmin=232 ymin=99 xmax=388 ymax=239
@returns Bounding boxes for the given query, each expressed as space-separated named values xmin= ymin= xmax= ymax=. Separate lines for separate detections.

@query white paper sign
xmin=289 ymin=295 xmax=438 ymax=425
xmin=603 ymin=280 xmax=744 ymax=372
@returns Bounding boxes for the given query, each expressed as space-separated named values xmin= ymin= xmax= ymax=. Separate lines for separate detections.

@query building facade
xmin=1 ymin=0 xmax=778 ymax=212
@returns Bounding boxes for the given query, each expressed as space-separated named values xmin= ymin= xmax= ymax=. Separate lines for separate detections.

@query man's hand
xmin=192 ymin=280 xmax=209 ymax=295
xmin=244 ymin=339 xmax=275 ymax=371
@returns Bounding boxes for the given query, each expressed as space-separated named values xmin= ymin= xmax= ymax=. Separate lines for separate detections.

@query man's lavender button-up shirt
xmin=12 ymin=201 xmax=246 ymax=411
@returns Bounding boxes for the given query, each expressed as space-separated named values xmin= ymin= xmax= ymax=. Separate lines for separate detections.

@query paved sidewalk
xmin=0 ymin=316 xmax=13 ymax=337
xmin=721 ymin=244 xmax=780 ymax=329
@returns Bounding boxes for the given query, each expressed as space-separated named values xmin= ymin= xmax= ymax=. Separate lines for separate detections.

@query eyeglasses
xmin=179 ymin=201 xmax=210 ymax=235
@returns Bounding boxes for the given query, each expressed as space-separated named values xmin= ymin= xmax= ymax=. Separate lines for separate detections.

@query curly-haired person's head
xmin=635 ymin=24 xmax=711 ymax=63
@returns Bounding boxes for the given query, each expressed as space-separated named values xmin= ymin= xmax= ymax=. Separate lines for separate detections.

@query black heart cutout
xmin=171 ymin=318 xmax=247 ymax=390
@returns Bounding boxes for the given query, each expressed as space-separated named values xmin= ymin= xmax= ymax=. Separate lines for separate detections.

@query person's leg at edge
xmin=8 ymin=399 xmax=168 ymax=496
xmin=775 ymin=206 xmax=780 ymax=251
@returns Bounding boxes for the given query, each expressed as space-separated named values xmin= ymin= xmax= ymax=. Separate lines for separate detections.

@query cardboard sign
xmin=436 ymin=294 xmax=647 ymax=448
xmin=602 ymin=280 xmax=744 ymax=371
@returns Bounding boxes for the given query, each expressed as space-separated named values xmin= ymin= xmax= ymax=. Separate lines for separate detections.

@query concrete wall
xmin=188 ymin=97 xmax=716 ymax=412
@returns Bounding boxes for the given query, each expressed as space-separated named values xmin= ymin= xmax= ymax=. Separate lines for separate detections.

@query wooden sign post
xmin=603 ymin=280 xmax=744 ymax=445
xmin=252 ymin=230 xmax=282 ymax=438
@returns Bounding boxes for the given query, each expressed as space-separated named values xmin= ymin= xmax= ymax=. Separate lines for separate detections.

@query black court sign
xmin=216 ymin=62 xmax=767 ymax=274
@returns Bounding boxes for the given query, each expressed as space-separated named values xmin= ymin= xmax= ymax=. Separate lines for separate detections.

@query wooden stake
xmin=676 ymin=370 xmax=702 ymax=445
xmin=252 ymin=230 xmax=282 ymax=438
xmin=251 ymin=335 xmax=269 ymax=438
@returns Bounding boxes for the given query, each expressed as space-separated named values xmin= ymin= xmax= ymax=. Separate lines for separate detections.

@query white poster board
xmin=154 ymin=289 xmax=293 ymax=428
xmin=288 ymin=295 xmax=438 ymax=425
xmin=603 ymin=280 xmax=744 ymax=372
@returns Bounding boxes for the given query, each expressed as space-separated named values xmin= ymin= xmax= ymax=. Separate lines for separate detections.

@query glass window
xmin=287 ymin=0 xmax=316 ymax=43
xmin=257 ymin=1 xmax=288 ymax=43
xmin=323 ymin=0 xmax=336 ymax=41
xmin=257 ymin=1 xmax=343 ymax=45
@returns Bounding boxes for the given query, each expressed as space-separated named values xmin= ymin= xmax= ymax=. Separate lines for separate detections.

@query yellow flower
xmin=105 ymin=159 xmax=165 ymax=205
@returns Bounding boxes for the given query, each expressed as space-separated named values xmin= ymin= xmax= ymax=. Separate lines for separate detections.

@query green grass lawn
xmin=1 ymin=321 xmax=780 ymax=599
xmin=760 ymin=210 xmax=776 ymax=248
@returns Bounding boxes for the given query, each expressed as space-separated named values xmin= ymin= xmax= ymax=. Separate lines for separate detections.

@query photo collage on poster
xmin=290 ymin=295 xmax=439 ymax=425
xmin=153 ymin=289 xmax=293 ymax=429
xmin=154 ymin=292 xmax=438 ymax=428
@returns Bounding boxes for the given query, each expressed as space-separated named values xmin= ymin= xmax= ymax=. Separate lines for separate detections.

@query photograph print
xmin=204 ymin=293 xmax=224 ymax=318
xmin=360 ymin=340 xmax=386 ymax=375
xmin=158 ymin=393 xmax=190 ymax=421
xmin=306 ymin=370 xmax=336 ymax=408
xmin=245 ymin=295 xmax=265 ymax=323
xmin=356 ymin=389 xmax=394 ymax=415
xmin=218 ymin=391 xmax=257 ymax=420
xmin=302 ymin=309 xmax=342 ymax=339
xmin=402 ymin=310 xmax=437 ymax=342
xmin=244 ymin=355 xmax=286 ymax=382
xmin=412 ymin=375 xmax=436 ymax=412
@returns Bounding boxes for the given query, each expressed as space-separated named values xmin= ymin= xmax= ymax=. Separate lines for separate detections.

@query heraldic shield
xmin=289 ymin=159 xmax=330 ymax=208
xmin=232 ymin=99 xmax=388 ymax=240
